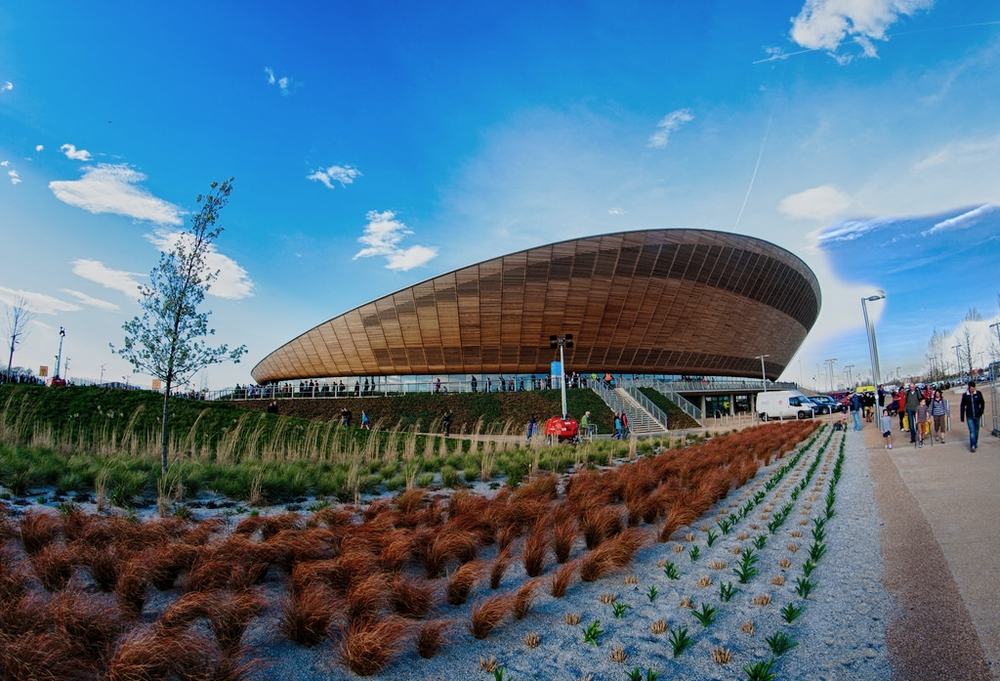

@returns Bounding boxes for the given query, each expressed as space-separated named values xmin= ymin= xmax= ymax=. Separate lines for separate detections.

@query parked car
xmin=810 ymin=394 xmax=844 ymax=414
xmin=756 ymin=391 xmax=816 ymax=421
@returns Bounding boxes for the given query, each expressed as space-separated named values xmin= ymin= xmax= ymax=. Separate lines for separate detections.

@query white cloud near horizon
xmin=50 ymin=164 xmax=183 ymax=225
xmin=146 ymin=231 xmax=254 ymax=299
xmin=0 ymin=287 xmax=80 ymax=315
xmin=647 ymin=109 xmax=694 ymax=149
xmin=307 ymin=164 xmax=361 ymax=189
xmin=58 ymin=288 xmax=120 ymax=311
xmin=779 ymin=184 xmax=851 ymax=221
xmin=790 ymin=0 xmax=934 ymax=57
xmin=354 ymin=210 xmax=438 ymax=271
xmin=59 ymin=143 xmax=92 ymax=161
xmin=923 ymin=203 xmax=998 ymax=235
xmin=914 ymin=133 xmax=1000 ymax=172
xmin=71 ymin=259 xmax=143 ymax=297
xmin=264 ymin=67 xmax=293 ymax=95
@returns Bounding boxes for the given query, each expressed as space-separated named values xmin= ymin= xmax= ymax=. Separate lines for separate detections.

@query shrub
xmin=416 ymin=619 xmax=451 ymax=659
xmin=339 ymin=616 xmax=410 ymax=676
xmin=446 ymin=560 xmax=486 ymax=606
xmin=469 ymin=594 xmax=513 ymax=639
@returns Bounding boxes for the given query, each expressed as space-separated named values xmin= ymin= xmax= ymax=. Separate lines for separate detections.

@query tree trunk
xmin=160 ymin=378 xmax=171 ymax=474
xmin=6 ymin=343 xmax=13 ymax=381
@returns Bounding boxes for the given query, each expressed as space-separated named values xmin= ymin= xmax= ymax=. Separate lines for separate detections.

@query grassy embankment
xmin=0 ymin=385 xmax=665 ymax=507
xmin=638 ymin=386 xmax=702 ymax=429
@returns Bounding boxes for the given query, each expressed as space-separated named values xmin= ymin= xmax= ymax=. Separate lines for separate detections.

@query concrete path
xmin=864 ymin=386 xmax=999 ymax=680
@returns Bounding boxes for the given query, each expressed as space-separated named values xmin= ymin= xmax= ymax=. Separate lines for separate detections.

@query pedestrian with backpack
xmin=959 ymin=381 xmax=986 ymax=453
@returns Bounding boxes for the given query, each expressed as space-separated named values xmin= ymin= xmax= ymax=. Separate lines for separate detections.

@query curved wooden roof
xmin=251 ymin=229 xmax=821 ymax=382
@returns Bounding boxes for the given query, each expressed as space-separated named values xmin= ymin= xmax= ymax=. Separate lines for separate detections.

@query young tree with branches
xmin=113 ymin=179 xmax=246 ymax=473
xmin=4 ymin=296 xmax=34 ymax=382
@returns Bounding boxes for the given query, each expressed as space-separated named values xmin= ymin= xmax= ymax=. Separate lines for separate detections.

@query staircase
xmin=627 ymin=378 xmax=704 ymax=427
xmin=590 ymin=383 xmax=669 ymax=436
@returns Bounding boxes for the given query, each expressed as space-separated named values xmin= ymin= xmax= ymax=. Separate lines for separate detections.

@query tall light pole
xmin=54 ymin=326 xmax=66 ymax=378
xmin=990 ymin=322 xmax=1000 ymax=360
xmin=99 ymin=364 xmax=106 ymax=384
xmin=953 ymin=344 xmax=963 ymax=380
xmin=861 ymin=293 xmax=885 ymax=388
xmin=825 ymin=358 xmax=837 ymax=392
xmin=844 ymin=363 xmax=854 ymax=388
xmin=755 ymin=354 xmax=770 ymax=391
xmin=549 ymin=334 xmax=574 ymax=419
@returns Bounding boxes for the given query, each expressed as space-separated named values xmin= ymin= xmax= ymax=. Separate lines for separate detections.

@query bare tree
xmin=113 ymin=179 xmax=247 ymax=473
xmin=4 ymin=297 xmax=34 ymax=381
xmin=960 ymin=326 xmax=977 ymax=376
xmin=927 ymin=327 xmax=947 ymax=381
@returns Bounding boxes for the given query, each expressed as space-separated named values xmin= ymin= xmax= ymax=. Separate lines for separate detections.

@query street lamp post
xmin=549 ymin=334 xmax=574 ymax=419
xmin=54 ymin=327 xmax=66 ymax=378
xmin=825 ymin=358 xmax=837 ymax=392
xmin=990 ymin=322 xmax=1000 ymax=359
xmin=754 ymin=354 xmax=770 ymax=391
xmin=861 ymin=293 xmax=885 ymax=388
xmin=844 ymin=363 xmax=854 ymax=388
xmin=953 ymin=344 xmax=963 ymax=380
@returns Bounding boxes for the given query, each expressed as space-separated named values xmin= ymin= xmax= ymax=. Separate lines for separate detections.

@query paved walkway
xmin=863 ymin=386 xmax=999 ymax=681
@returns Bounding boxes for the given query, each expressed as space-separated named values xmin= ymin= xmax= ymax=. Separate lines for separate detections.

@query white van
xmin=756 ymin=390 xmax=815 ymax=421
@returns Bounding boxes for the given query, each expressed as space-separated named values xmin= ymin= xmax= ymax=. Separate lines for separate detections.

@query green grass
xmin=636 ymin=387 xmax=701 ymax=429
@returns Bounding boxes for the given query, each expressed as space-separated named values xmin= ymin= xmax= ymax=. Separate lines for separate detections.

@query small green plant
xmin=753 ymin=535 xmax=767 ymax=550
xmin=647 ymin=584 xmax=659 ymax=603
xmin=801 ymin=558 xmax=816 ymax=577
xmin=691 ymin=603 xmax=718 ymax=628
xmin=663 ymin=561 xmax=681 ymax=580
xmin=781 ymin=602 xmax=804 ymax=623
xmin=734 ymin=558 xmax=759 ymax=585
xmin=689 ymin=545 xmax=701 ymax=561
xmin=795 ymin=576 xmax=814 ymax=599
xmin=628 ymin=669 xmax=659 ymax=681
xmin=719 ymin=581 xmax=737 ymax=602
xmin=706 ymin=529 xmax=718 ymax=547
xmin=811 ymin=525 xmax=826 ymax=543
xmin=492 ymin=667 xmax=508 ymax=681
xmin=740 ymin=547 xmax=759 ymax=565
xmin=718 ymin=517 xmax=733 ymax=535
xmin=612 ymin=601 xmax=631 ymax=619
xmin=582 ymin=620 xmax=603 ymax=646
xmin=628 ymin=670 xmax=642 ymax=681
xmin=743 ymin=658 xmax=777 ymax=681
xmin=668 ymin=626 xmax=692 ymax=658
xmin=765 ymin=631 xmax=798 ymax=655
xmin=808 ymin=542 xmax=827 ymax=562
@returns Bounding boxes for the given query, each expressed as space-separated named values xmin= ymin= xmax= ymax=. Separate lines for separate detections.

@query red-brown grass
xmin=181 ymin=517 xmax=225 ymax=545
xmin=416 ymin=619 xmax=451 ymax=658
xmin=553 ymin=516 xmax=576 ymax=563
xmin=511 ymin=473 xmax=558 ymax=501
xmin=82 ymin=544 xmax=121 ymax=591
xmin=446 ymin=559 xmax=486 ymax=605
xmin=0 ymin=631 xmax=82 ymax=680
xmin=30 ymin=543 xmax=74 ymax=592
xmin=390 ymin=575 xmax=435 ymax=618
xmin=46 ymin=589 xmax=124 ymax=667
xmin=281 ymin=582 xmax=338 ymax=646
xmin=144 ymin=543 xmax=200 ymax=590
xmin=307 ymin=506 xmax=353 ymax=529
xmin=107 ymin=627 xmax=255 ymax=681
xmin=266 ymin=527 xmax=340 ymax=569
xmin=422 ymin=529 xmax=478 ymax=578
xmin=581 ymin=506 xmax=622 ymax=549
xmin=523 ymin=522 xmax=548 ymax=577
xmin=395 ymin=488 xmax=426 ymax=515
xmin=338 ymin=616 xmax=410 ymax=676
xmin=495 ymin=522 xmax=519 ymax=551
xmin=160 ymin=589 xmax=266 ymax=654
xmin=658 ymin=504 xmax=697 ymax=542
xmin=19 ymin=510 xmax=60 ymax=554
xmin=379 ymin=530 xmax=416 ymax=571
xmin=469 ymin=593 xmax=514 ymax=639
xmin=512 ymin=578 xmax=539 ymax=619
xmin=346 ymin=573 xmax=388 ymax=623
xmin=550 ymin=559 xmax=578 ymax=598
xmin=580 ymin=527 xmax=648 ymax=582
xmin=0 ymin=551 xmax=28 ymax=603
xmin=115 ymin=556 xmax=159 ymax=618
xmin=258 ymin=512 xmax=303 ymax=540
xmin=489 ymin=545 xmax=514 ymax=589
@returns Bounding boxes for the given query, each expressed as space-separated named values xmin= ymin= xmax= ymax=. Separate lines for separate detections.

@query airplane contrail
xmin=733 ymin=106 xmax=774 ymax=230
xmin=752 ymin=19 xmax=1000 ymax=64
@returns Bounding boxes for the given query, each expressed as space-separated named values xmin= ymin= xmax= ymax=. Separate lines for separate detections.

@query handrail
xmin=620 ymin=385 xmax=670 ymax=431
xmin=628 ymin=378 xmax=704 ymax=422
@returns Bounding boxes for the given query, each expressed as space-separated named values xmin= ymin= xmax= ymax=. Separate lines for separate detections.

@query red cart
xmin=544 ymin=416 xmax=580 ymax=443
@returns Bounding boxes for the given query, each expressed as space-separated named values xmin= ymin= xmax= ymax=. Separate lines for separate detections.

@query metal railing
xmin=627 ymin=378 xmax=704 ymax=423
xmin=620 ymin=385 xmax=671 ymax=431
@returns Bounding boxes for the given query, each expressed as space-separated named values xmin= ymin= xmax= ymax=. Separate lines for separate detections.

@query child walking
xmin=881 ymin=408 xmax=893 ymax=450
xmin=916 ymin=399 xmax=930 ymax=447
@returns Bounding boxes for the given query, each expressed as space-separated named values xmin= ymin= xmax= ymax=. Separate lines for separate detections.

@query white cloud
xmin=353 ymin=210 xmax=438 ymax=271
xmin=58 ymin=288 xmax=120 ymax=311
xmin=0 ymin=160 xmax=7 ymax=166
xmin=59 ymin=143 xmax=92 ymax=161
xmin=7 ymin=170 xmax=20 ymax=185
xmin=307 ymin=164 xmax=361 ymax=189
xmin=71 ymin=259 xmax=143 ymax=297
xmin=815 ymin=216 xmax=892 ymax=244
xmin=0 ymin=81 xmax=11 ymax=93
xmin=790 ymin=0 xmax=934 ymax=57
xmin=264 ymin=66 xmax=293 ymax=95
xmin=779 ymin=184 xmax=852 ymax=220
xmin=923 ymin=204 xmax=999 ymax=235
xmin=35 ymin=144 xmax=44 ymax=153
xmin=146 ymin=231 xmax=254 ymax=300
xmin=647 ymin=109 xmax=694 ymax=149
xmin=608 ymin=207 xmax=626 ymax=215
xmin=0 ymin=287 xmax=80 ymax=315
xmin=914 ymin=133 xmax=1000 ymax=172
xmin=50 ymin=163 xmax=183 ymax=225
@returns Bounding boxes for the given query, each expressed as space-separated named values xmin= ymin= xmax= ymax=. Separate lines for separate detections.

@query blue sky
xmin=1 ymin=1 xmax=999 ymax=389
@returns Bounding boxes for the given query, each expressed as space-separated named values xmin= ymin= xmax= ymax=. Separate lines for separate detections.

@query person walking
xmin=959 ymin=381 xmax=986 ymax=453
xmin=930 ymin=389 xmax=949 ymax=443
xmin=526 ymin=414 xmax=537 ymax=443
xmin=580 ymin=410 xmax=592 ymax=440
xmin=442 ymin=409 xmax=453 ymax=437
xmin=850 ymin=392 xmax=862 ymax=431
xmin=916 ymin=399 xmax=930 ymax=447
xmin=613 ymin=413 xmax=623 ymax=440
xmin=880 ymin=408 xmax=894 ymax=449
xmin=904 ymin=383 xmax=922 ymax=444
xmin=360 ymin=410 xmax=370 ymax=430
xmin=619 ymin=410 xmax=630 ymax=438
xmin=895 ymin=389 xmax=906 ymax=430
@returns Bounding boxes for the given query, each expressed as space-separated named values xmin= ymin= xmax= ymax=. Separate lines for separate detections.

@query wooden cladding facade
xmin=251 ymin=229 xmax=821 ymax=383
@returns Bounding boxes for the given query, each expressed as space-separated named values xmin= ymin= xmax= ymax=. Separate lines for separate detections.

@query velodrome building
xmin=252 ymin=229 xmax=820 ymax=385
